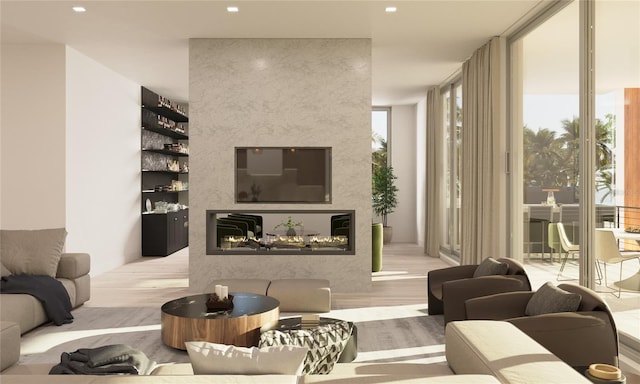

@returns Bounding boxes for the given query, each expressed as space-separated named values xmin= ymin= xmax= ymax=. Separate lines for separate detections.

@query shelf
xmin=142 ymin=125 xmax=188 ymax=140
xmin=141 ymin=87 xmax=188 ymax=123
xmin=141 ymin=86 xmax=189 ymax=257
xmin=142 ymin=170 xmax=188 ymax=174
xmin=143 ymin=189 xmax=189 ymax=193
xmin=142 ymin=148 xmax=189 ymax=157
xmin=141 ymin=104 xmax=188 ymax=123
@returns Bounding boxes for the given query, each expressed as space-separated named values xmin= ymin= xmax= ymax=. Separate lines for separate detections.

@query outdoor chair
xmin=556 ymin=222 xmax=580 ymax=281
xmin=595 ymin=229 xmax=640 ymax=297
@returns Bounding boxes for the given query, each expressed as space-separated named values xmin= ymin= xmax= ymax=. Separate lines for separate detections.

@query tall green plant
xmin=372 ymin=165 xmax=398 ymax=227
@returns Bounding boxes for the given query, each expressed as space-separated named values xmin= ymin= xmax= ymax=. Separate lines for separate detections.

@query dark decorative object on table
xmin=206 ymin=293 xmax=234 ymax=311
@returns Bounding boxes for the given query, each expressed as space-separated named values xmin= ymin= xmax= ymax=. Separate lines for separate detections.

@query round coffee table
xmin=161 ymin=292 xmax=280 ymax=350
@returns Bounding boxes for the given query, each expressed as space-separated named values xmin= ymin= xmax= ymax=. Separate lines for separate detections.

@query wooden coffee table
xmin=161 ymin=292 xmax=280 ymax=350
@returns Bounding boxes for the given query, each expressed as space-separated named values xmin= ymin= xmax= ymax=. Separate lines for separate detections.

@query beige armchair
xmin=427 ymin=258 xmax=531 ymax=324
xmin=464 ymin=283 xmax=619 ymax=368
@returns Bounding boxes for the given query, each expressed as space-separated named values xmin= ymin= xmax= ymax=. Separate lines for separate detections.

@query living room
xmin=2 ymin=0 xmax=640 ymax=382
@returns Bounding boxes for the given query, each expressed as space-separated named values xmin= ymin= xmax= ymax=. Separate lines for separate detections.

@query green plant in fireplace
xmin=273 ymin=216 xmax=304 ymax=236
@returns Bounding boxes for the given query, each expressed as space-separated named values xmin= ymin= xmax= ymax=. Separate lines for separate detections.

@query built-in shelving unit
xmin=141 ymin=86 xmax=189 ymax=256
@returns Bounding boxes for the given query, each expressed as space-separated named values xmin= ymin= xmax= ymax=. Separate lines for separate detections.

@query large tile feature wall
xmin=189 ymin=38 xmax=372 ymax=292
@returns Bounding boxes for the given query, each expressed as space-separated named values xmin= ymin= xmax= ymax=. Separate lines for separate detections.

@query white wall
xmin=189 ymin=38 xmax=372 ymax=292
xmin=1 ymin=44 xmax=67 ymax=229
xmin=65 ymin=47 xmax=141 ymax=276
xmin=389 ymin=104 xmax=418 ymax=243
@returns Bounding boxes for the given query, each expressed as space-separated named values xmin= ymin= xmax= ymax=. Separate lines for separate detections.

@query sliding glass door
xmin=509 ymin=0 xmax=640 ymax=345
xmin=440 ymin=82 xmax=462 ymax=258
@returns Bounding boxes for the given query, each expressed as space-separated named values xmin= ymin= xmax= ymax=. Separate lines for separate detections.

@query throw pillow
xmin=1 ymin=262 xmax=12 ymax=277
xmin=0 ymin=228 xmax=67 ymax=278
xmin=473 ymin=257 xmax=509 ymax=277
xmin=185 ymin=341 xmax=307 ymax=376
xmin=259 ymin=321 xmax=352 ymax=375
xmin=525 ymin=282 xmax=582 ymax=316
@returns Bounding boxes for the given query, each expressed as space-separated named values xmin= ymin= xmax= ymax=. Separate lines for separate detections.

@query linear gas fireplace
xmin=206 ymin=210 xmax=354 ymax=255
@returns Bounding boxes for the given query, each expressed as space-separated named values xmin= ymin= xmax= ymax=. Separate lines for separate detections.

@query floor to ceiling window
xmin=594 ymin=0 xmax=640 ymax=347
xmin=440 ymin=82 xmax=462 ymax=258
xmin=509 ymin=0 xmax=639 ymax=348
xmin=512 ymin=1 xmax=580 ymax=271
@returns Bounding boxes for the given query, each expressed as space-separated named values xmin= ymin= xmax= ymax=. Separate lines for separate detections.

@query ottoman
xmin=274 ymin=316 xmax=357 ymax=363
xmin=268 ymin=279 xmax=331 ymax=312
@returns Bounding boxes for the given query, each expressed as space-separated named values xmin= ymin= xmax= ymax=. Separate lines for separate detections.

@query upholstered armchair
xmin=464 ymin=282 xmax=619 ymax=368
xmin=427 ymin=257 xmax=532 ymax=324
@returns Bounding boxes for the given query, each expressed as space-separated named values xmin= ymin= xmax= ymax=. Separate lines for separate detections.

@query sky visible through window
xmin=372 ymin=110 xmax=388 ymax=151
xmin=523 ymin=93 xmax=616 ymax=133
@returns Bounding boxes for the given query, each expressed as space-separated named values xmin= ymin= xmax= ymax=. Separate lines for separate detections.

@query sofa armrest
xmin=446 ymin=320 xmax=590 ymax=383
xmin=428 ymin=265 xmax=478 ymax=299
xmin=508 ymin=311 xmax=619 ymax=367
xmin=442 ymin=276 xmax=531 ymax=324
xmin=465 ymin=291 xmax=534 ymax=320
xmin=57 ymin=253 xmax=90 ymax=280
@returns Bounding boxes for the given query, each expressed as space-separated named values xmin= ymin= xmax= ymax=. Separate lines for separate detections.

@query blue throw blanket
xmin=0 ymin=274 xmax=73 ymax=325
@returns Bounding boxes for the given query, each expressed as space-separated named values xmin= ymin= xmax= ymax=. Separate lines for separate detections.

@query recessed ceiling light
xmin=72 ymin=6 xmax=86 ymax=13
xmin=385 ymin=6 xmax=397 ymax=13
xmin=227 ymin=6 xmax=239 ymax=13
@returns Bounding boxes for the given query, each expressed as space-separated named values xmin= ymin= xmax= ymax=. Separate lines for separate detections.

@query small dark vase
xmin=286 ymin=228 xmax=297 ymax=237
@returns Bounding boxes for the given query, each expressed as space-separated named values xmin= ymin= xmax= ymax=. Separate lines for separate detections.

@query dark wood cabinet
xmin=141 ymin=86 xmax=189 ymax=256
xmin=143 ymin=210 xmax=189 ymax=256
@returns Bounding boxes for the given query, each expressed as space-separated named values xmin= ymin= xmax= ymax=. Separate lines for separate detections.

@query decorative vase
xmin=286 ymin=228 xmax=297 ymax=237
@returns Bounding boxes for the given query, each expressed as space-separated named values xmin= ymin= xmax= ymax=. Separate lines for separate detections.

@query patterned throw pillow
xmin=259 ymin=321 xmax=352 ymax=375
xmin=185 ymin=341 xmax=308 ymax=375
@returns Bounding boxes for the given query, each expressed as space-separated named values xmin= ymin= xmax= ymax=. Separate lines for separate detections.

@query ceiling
xmin=1 ymin=0 xmax=550 ymax=105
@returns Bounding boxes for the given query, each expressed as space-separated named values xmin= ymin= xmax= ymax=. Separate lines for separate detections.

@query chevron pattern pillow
xmin=259 ymin=320 xmax=352 ymax=374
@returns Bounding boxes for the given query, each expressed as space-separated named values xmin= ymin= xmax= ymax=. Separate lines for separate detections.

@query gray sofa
xmin=1 ymin=252 xmax=90 ymax=371
xmin=1 ymin=252 xmax=91 ymax=333
xmin=1 ymin=320 xmax=591 ymax=383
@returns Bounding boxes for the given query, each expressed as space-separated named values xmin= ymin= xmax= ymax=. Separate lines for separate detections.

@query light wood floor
xmin=87 ymin=243 xmax=640 ymax=380
xmin=88 ymin=243 xmax=449 ymax=309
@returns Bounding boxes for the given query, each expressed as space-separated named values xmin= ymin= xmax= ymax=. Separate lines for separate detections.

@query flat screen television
xmin=235 ymin=147 xmax=331 ymax=203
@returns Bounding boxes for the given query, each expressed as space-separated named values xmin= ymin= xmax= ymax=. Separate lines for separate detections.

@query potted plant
xmin=372 ymin=164 xmax=398 ymax=244
xmin=273 ymin=216 xmax=304 ymax=236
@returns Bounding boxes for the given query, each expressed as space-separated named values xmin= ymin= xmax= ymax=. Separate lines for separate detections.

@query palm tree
xmin=372 ymin=135 xmax=387 ymax=170
xmin=559 ymin=117 xmax=580 ymax=190
xmin=523 ymin=127 xmax=564 ymax=187
xmin=558 ymin=115 xmax=615 ymax=202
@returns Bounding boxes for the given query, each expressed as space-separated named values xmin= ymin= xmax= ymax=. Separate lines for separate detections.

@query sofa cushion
xmin=473 ymin=257 xmax=508 ymax=278
xmin=0 ymin=228 xmax=67 ymax=278
xmin=259 ymin=320 xmax=351 ymax=374
xmin=267 ymin=279 xmax=331 ymax=312
xmin=185 ymin=341 xmax=307 ymax=376
xmin=56 ymin=253 xmax=91 ymax=280
xmin=525 ymin=282 xmax=582 ymax=316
